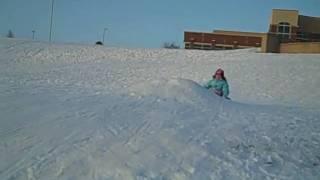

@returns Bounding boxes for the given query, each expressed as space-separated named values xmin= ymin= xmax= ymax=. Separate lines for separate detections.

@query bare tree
xmin=7 ymin=30 xmax=15 ymax=38
xmin=163 ymin=42 xmax=180 ymax=49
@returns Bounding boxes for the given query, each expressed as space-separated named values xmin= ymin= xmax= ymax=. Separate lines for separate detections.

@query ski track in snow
xmin=0 ymin=38 xmax=320 ymax=179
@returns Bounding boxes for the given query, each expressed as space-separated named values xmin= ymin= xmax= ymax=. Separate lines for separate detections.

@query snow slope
xmin=0 ymin=38 xmax=320 ymax=180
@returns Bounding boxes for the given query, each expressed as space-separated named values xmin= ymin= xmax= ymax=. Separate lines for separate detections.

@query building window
xmin=277 ymin=22 xmax=290 ymax=40
xmin=297 ymin=32 xmax=308 ymax=41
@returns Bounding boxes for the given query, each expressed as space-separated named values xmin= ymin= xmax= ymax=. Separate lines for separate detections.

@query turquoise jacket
xmin=204 ymin=79 xmax=229 ymax=97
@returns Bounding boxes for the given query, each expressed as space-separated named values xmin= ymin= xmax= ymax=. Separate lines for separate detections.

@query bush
xmin=7 ymin=30 xmax=14 ymax=38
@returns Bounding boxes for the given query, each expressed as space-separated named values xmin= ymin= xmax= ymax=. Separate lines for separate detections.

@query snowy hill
xmin=0 ymin=38 xmax=320 ymax=179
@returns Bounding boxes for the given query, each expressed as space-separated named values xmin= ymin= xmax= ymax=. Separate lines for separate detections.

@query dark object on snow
xmin=95 ymin=41 xmax=103 ymax=45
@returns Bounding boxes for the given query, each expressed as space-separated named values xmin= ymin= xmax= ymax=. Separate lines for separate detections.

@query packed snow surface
xmin=0 ymin=38 xmax=320 ymax=180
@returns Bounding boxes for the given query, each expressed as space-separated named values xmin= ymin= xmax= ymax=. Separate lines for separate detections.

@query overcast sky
xmin=1 ymin=0 xmax=319 ymax=48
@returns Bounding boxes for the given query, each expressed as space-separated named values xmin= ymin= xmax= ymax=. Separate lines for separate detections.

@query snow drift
xmin=130 ymin=78 xmax=222 ymax=105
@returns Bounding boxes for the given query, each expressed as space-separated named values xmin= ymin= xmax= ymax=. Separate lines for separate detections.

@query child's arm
xmin=222 ymin=82 xmax=229 ymax=97
xmin=204 ymin=80 xmax=212 ymax=89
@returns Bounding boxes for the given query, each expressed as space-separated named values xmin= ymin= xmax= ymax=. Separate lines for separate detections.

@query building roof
xmin=213 ymin=30 xmax=266 ymax=37
xmin=272 ymin=9 xmax=299 ymax=13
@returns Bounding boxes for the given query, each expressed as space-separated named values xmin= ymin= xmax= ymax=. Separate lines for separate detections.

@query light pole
xmin=32 ymin=30 xmax=36 ymax=40
xmin=49 ymin=0 xmax=55 ymax=42
xmin=103 ymin=28 xmax=108 ymax=44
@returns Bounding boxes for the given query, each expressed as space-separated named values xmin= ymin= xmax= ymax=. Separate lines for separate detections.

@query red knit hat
xmin=214 ymin=68 xmax=224 ymax=76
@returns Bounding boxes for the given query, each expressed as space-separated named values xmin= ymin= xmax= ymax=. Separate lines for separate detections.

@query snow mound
xmin=130 ymin=78 xmax=223 ymax=106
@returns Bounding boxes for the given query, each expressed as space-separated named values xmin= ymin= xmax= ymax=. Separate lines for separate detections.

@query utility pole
xmin=32 ymin=30 xmax=36 ymax=40
xmin=49 ymin=0 xmax=55 ymax=42
xmin=103 ymin=28 xmax=108 ymax=44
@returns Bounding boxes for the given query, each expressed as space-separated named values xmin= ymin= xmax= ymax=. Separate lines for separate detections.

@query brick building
xmin=184 ymin=30 xmax=264 ymax=50
xmin=184 ymin=9 xmax=320 ymax=53
xmin=262 ymin=9 xmax=320 ymax=53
